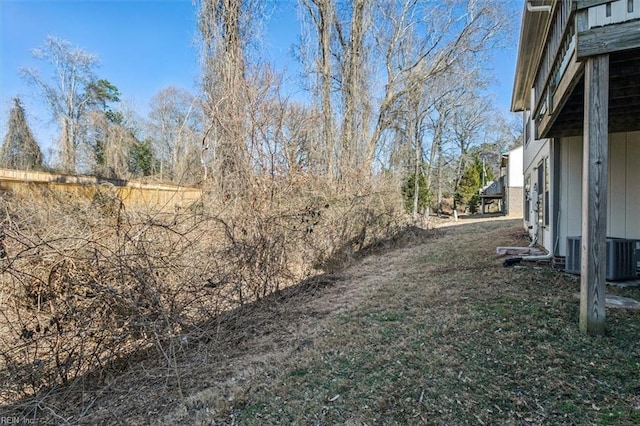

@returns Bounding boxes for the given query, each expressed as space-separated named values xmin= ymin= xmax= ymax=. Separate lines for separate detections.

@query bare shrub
xmin=0 ymin=190 xmax=216 ymax=401
xmin=0 ymin=175 xmax=406 ymax=408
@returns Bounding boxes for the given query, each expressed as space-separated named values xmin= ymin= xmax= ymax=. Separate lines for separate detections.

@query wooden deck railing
xmin=533 ymin=0 xmax=640 ymax=125
xmin=533 ymin=0 xmax=575 ymax=121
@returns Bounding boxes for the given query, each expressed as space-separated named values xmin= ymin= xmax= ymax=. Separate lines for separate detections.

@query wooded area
xmin=2 ymin=0 xmax=521 ymax=215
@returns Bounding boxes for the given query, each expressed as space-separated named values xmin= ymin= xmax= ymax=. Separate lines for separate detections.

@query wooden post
xmin=580 ymin=54 xmax=609 ymax=335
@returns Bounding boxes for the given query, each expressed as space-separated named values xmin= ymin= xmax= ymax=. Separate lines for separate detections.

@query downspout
xmin=527 ymin=2 xmax=552 ymax=13
xmin=522 ymin=138 xmax=561 ymax=262
xmin=510 ymin=199 xmax=561 ymax=263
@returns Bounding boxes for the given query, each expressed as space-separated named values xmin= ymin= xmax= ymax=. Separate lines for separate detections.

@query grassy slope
xmin=220 ymin=218 xmax=640 ymax=425
xmin=6 ymin=218 xmax=640 ymax=425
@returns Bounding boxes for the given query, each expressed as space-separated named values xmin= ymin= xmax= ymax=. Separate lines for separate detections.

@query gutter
xmin=527 ymin=2 xmax=551 ymax=13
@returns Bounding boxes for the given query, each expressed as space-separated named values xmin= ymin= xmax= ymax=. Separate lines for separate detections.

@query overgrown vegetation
xmin=0 ymin=98 xmax=43 ymax=171
xmin=0 ymin=178 xmax=406 ymax=409
xmin=5 ymin=2 xmax=618 ymax=424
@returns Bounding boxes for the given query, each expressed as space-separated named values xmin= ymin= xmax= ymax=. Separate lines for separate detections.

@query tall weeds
xmin=0 ymin=176 xmax=406 ymax=405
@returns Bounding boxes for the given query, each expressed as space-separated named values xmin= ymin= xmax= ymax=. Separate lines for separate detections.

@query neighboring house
xmin=511 ymin=0 xmax=640 ymax=333
xmin=502 ymin=146 xmax=524 ymax=217
xmin=478 ymin=146 xmax=524 ymax=217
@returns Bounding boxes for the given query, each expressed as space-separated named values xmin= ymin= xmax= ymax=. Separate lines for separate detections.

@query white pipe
xmin=521 ymin=203 xmax=562 ymax=262
xmin=498 ymin=246 xmax=537 ymax=251
xmin=520 ymin=252 xmax=554 ymax=261
xmin=527 ymin=2 xmax=551 ymax=13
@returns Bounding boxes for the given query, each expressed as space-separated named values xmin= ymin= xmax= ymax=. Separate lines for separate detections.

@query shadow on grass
xmin=0 ymin=222 xmax=442 ymax=423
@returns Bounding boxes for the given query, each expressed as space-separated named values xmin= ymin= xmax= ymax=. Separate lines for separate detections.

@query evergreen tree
xmin=129 ymin=139 xmax=155 ymax=177
xmin=0 ymin=98 xmax=43 ymax=170
xmin=401 ymin=172 xmax=431 ymax=214
xmin=456 ymin=156 xmax=485 ymax=213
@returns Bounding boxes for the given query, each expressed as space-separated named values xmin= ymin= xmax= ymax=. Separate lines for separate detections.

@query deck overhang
xmin=512 ymin=1 xmax=640 ymax=138
xmin=543 ymin=48 xmax=640 ymax=137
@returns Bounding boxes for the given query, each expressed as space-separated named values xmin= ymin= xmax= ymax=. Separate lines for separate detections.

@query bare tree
xmin=299 ymin=0 xmax=374 ymax=183
xmin=298 ymin=0 xmax=337 ymax=179
xmin=298 ymin=0 xmax=507 ymax=190
xmin=336 ymin=0 xmax=370 ymax=182
xmin=0 ymin=98 xmax=43 ymax=170
xmin=198 ymin=0 xmax=264 ymax=197
xmin=448 ymin=94 xmax=491 ymax=194
xmin=281 ymin=103 xmax=320 ymax=174
xmin=147 ymin=87 xmax=203 ymax=183
xmin=366 ymin=0 xmax=507 ymax=176
xmin=21 ymin=36 xmax=102 ymax=173
xmin=82 ymin=110 xmax=136 ymax=179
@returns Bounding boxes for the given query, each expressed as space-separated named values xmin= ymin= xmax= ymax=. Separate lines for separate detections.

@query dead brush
xmin=0 ymin=190 xmax=219 ymax=402
xmin=0 ymin=177 xmax=408 ymax=415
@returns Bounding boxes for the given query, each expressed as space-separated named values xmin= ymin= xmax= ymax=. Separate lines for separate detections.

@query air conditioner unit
xmin=565 ymin=237 xmax=638 ymax=280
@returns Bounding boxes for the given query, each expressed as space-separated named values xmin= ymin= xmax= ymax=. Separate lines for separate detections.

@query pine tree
xmin=0 ymin=98 xmax=43 ymax=170
xmin=456 ymin=156 xmax=484 ymax=213
xmin=401 ymin=172 xmax=431 ymax=214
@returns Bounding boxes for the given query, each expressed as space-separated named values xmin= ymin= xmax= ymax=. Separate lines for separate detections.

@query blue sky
xmin=0 ymin=0 xmax=520 ymax=155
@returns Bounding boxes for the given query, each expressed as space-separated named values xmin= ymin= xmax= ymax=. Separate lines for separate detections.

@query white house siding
xmin=523 ymin=137 xmax=552 ymax=249
xmin=558 ymin=131 xmax=640 ymax=257
xmin=508 ymin=146 xmax=524 ymax=187
xmin=504 ymin=146 xmax=525 ymax=217
xmin=623 ymin=131 xmax=640 ymax=238
xmin=558 ymin=136 xmax=583 ymax=257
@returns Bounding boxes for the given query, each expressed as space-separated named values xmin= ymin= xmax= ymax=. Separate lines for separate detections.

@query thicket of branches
xmin=194 ymin=0 xmax=520 ymax=213
xmin=0 ymin=176 xmax=405 ymax=404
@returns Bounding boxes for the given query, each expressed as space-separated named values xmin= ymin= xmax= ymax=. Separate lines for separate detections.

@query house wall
xmin=558 ymin=136 xmax=583 ymax=256
xmin=523 ymin=137 xmax=552 ymax=249
xmin=616 ymin=131 xmax=640 ymax=238
xmin=587 ymin=0 xmax=640 ymax=29
xmin=504 ymin=146 xmax=524 ymax=217
xmin=508 ymin=146 xmax=524 ymax=187
xmin=557 ymin=130 xmax=640 ymax=256
xmin=506 ymin=187 xmax=524 ymax=217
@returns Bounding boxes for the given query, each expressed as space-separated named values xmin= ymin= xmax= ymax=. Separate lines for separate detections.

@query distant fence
xmin=0 ymin=168 xmax=203 ymax=210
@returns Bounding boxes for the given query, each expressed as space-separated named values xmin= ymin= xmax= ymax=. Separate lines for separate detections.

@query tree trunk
xmin=200 ymin=0 xmax=251 ymax=198
xmin=339 ymin=0 xmax=366 ymax=184
xmin=60 ymin=116 xmax=75 ymax=173
xmin=316 ymin=0 xmax=335 ymax=180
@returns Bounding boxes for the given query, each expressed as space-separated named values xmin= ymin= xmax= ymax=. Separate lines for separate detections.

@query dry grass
xmin=2 ymin=215 xmax=640 ymax=425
